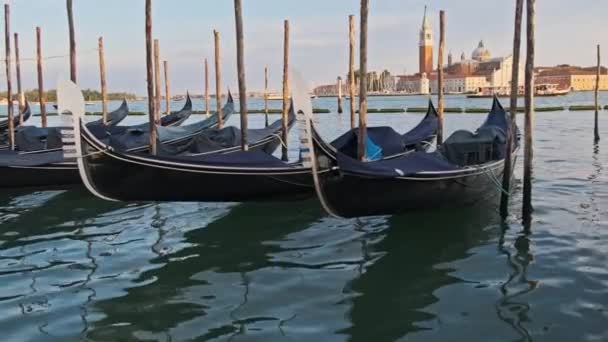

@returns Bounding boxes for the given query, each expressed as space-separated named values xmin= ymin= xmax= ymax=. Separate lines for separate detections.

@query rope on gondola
xmin=0 ymin=48 xmax=99 ymax=63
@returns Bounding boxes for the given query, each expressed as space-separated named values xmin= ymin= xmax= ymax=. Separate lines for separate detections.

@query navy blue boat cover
xmin=330 ymin=100 xmax=438 ymax=159
xmin=185 ymin=109 xmax=294 ymax=154
xmin=337 ymin=151 xmax=460 ymax=178
xmin=106 ymin=98 xmax=234 ymax=151
xmin=336 ymin=97 xmax=516 ymax=178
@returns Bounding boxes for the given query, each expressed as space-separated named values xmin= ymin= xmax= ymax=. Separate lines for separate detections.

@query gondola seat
xmin=441 ymin=126 xmax=507 ymax=166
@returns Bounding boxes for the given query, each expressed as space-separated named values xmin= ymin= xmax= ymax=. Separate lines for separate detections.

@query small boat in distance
xmin=467 ymin=83 xmax=571 ymax=98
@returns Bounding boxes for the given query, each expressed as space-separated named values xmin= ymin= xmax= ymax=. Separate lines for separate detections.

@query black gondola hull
xmin=0 ymin=164 xmax=80 ymax=189
xmin=316 ymin=161 xmax=508 ymax=218
xmin=81 ymin=146 xmax=314 ymax=202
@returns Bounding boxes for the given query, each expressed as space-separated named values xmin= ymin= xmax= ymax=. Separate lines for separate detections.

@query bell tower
xmin=419 ymin=6 xmax=433 ymax=75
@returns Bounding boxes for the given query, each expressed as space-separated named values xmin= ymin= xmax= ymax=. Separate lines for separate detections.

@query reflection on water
xmin=496 ymin=227 xmax=537 ymax=342
xmin=0 ymin=96 xmax=607 ymax=340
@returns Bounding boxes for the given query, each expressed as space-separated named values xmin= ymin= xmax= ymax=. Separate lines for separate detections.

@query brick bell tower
xmin=419 ymin=6 xmax=433 ymax=75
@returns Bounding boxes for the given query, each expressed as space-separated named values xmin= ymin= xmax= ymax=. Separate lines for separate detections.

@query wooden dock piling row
xmin=145 ymin=0 xmax=157 ymax=155
xmin=357 ymin=0 xmax=369 ymax=161
xmin=264 ymin=66 xmax=269 ymax=127
xmin=437 ymin=10 xmax=446 ymax=145
xmin=205 ymin=58 xmax=210 ymax=117
xmin=4 ymin=4 xmax=15 ymax=150
xmin=36 ymin=27 xmax=47 ymax=128
xmin=234 ymin=0 xmax=248 ymax=151
xmin=164 ymin=60 xmax=170 ymax=114
xmin=500 ymin=0 xmax=524 ymax=220
xmin=153 ymin=39 xmax=161 ymax=122
xmin=337 ymin=77 xmax=343 ymax=114
xmin=281 ymin=19 xmax=290 ymax=161
xmin=214 ymin=30 xmax=223 ymax=129
xmin=98 ymin=36 xmax=108 ymax=123
xmin=595 ymin=45 xmax=601 ymax=142
xmin=348 ymin=15 xmax=356 ymax=130
xmin=14 ymin=32 xmax=24 ymax=122
xmin=66 ymin=0 xmax=76 ymax=83
xmin=522 ymin=0 xmax=536 ymax=226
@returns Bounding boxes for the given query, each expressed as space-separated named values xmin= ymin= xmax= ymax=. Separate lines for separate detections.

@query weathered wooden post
xmin=357 ymin=0 xmax=368 ymax=161
xmin=36 ymin=27 xmax=47 ymax=128
xmin=66 ymin=0 xmax=76 ymax=83
xmin=281 ymin=19 xmax=290 ymax=160
xmin=522 ymin=0 xmax=535 ymax=226
xmin=145 ymin=0 xmax=157 ymax=154
xmin=98 ymin=36 xmax=108 ymax=124
xmin=205 ymin=58 xmax=210 ymax=117
xmin=4 ymin=4 xmax=14 ymax=150
xmin=500 ymin=0 xmax=524 ymax=220
xmin=595 ymin=45 xmax=601 ymax=142
xmin=337 ymin=76 xmax=343 ymax=114
xmin=164 ymin=60 xmax=170 ymax=114
xmin=14 ymin=32 xmax=24 ymax=123
xmin=349 ymin=15 xmax=356 ymax=129
xmin=264 ymin=66 xmax=269 ymax=127
xmin=437 ymin=10 xmax=446 ymax=145
xmin=234 ymin=0 xmax=248 ymax=151
xmin=154 ymin=39 xmax=161 ymax=122
xmin=214 ymin=30 xmax=223 ymax=128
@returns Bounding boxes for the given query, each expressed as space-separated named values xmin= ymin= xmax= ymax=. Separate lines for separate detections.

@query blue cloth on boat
xmin=329 ymin=100 xmax=439 ymax=159
xmin=365 ymin=135 xmax=383 ymax=161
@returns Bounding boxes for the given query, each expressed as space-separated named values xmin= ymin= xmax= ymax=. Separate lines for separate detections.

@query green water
xmin=0 ymin=94 xmax=606 ymax=341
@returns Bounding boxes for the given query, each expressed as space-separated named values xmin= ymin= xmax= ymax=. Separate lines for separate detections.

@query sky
xmin=2 ymin=0 xmax=608 ymax=95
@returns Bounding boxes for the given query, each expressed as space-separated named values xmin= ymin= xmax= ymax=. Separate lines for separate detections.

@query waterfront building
xmin=535 ymin=65 xmax=608 ymax=91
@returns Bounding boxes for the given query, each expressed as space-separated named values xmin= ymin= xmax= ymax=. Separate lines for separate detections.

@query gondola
xmin=306 ymin=96 xmax=519 ymax=218
xmin=0 ymin=100 xmax=128 ymax=151
xmin=86 ymin=99 xmax=129 ymax=127
xmin=63 ymin=80 xmax=438 ymax=203
xmin=0 ymin=102 xmax=31 ymax=132
xmin=0 ymin=103 xmax=32 ymax=147
xmin=0 ymin=94 xmax=230 ymax=189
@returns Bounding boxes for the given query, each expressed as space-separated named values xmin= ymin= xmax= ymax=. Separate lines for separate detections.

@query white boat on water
xmin=467 ymin=83 xmax=571 ymax=98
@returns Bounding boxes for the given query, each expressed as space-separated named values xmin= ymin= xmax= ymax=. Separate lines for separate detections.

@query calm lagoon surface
xmin=0 ymin=92 xmax=606 ymax=341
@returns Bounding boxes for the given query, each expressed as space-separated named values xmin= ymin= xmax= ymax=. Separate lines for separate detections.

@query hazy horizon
xmin=2 ymin=0 xmax=607 ymax=96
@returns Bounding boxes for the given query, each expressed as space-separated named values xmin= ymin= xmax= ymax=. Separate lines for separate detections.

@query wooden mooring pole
xmin=349 ymin=15 xmax=356 ymax=129
xmin=164 ymin=60 xmax=170 ymax=114
xmin=437 ymin=10 xmax=446 ymax=145
xmin=66 ymin=0 xmax=76 ymax=83
xmin=500 ymin=0 xmax=524 ymax=220
xmin=234 ymin=0 xmax=248 ymax=151
xmin=264 ymin=66 xmax=269 ymax=127
xmin=154 ymin=39 xmax=161 ymax=122
xmin=98 ymin=36 xmax=108 ymax=124
xmin=4 ymin=4 xmax=14 ymax=150
xmin=337 ymin=77 xmax=343 ymax=114
xmin=281 ymin=19 xmax=290 ymax=161
xmin=205 ymin=58 xmax=210 ymax=117
xmin=357 ymin=0 xmax=368 ymax=161
xmin=594 ymin=45 xmax=601 ymax=142
xmin=145 ymin=0 xmax=157 ymax=155
xmin=522 ymin=0 xmax=535 ymax=226
xmin=214 ymin=30 xmax=223 ymax=129
xmin=14 ymin=33 xmax=24 ymax=123
xmin=36 ymin=27 xmax=47 ymax=128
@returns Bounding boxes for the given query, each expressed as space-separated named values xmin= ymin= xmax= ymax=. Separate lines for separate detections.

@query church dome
xmin=472 ymin=40 xmax=491 ymax=61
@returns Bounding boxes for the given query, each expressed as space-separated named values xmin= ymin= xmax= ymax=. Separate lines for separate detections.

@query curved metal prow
xmin=57 ymin=80 xmax=118 ymax=202
xmin=291 ymin=69 xmax=343 ymax=219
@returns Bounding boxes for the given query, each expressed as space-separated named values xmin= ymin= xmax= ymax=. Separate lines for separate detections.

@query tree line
xmin=0 ymin=89 xmax=138 ymax=102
